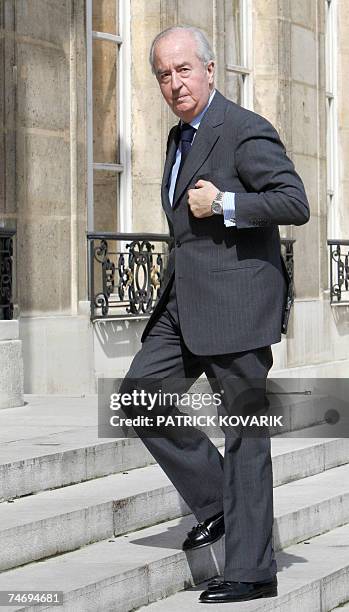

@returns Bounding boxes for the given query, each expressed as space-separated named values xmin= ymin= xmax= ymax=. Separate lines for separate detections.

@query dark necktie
xmin=177 ymin=122 xmax=196 ymax=179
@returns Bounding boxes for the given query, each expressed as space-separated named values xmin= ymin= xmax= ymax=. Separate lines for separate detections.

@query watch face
xmin=212 ymin=201 xmax=223 ymax=214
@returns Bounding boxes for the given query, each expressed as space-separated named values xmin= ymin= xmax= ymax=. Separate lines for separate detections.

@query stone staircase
xmin=0 ymin=395 xmax=348 ymax=611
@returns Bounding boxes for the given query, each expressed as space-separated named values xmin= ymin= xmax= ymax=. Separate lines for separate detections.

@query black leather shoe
xmin=182 ymin=511 xmax=224 ymax=551
xmin=206 ymin=577 xmax=223 ymax=588
xmin=199 ymin=576 xmax=278 ymax=603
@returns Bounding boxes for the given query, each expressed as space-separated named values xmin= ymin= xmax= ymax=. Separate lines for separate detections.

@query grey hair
xmin=149 ymin=25 xmax=215 ymax=74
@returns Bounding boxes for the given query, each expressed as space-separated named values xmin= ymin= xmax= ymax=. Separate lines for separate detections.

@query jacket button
xmin=176 ymin=240 xmax=181 ymax=247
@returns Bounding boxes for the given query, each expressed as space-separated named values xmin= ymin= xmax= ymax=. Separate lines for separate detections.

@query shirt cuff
xmin=222 ymin=192 xmax=236 ymax=227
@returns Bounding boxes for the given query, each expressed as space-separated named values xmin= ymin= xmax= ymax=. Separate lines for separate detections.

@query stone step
xmin=0 ymin=439 xmax=348 ymax=572
xmin=0 ymin=430 xmax=166 ymax=502
xmin=0 ymin=388 xmax=338 ymax=501
xmin=0 ymin=512 xmax=349 ymax=611
xmin=137 ymin=523 xmax=349 ymax=612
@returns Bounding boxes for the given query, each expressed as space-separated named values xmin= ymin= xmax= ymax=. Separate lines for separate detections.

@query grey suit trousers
xmin=120 ymin=274 xmax=277 ymax=582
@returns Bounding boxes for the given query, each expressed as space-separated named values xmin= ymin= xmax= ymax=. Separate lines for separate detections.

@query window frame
xmin=325 ymin=0 xmax=339 ymax=239
xmin=224 ymin=0 xmax=253 ymax=110
xmin=86 ymin=0 xmax=132 ymax=233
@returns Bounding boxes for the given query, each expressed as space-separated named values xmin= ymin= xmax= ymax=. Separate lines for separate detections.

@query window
xmin=325 ymin=0 xmax=339 ymax=238
xmin=86 ymin=0 xmax=131 ymax=232
xmin=224 ymin=0 xmax=253 ymax=109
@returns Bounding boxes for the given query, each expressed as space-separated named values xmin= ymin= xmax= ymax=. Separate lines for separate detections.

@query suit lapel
xmin=161 ymin=125 xmax=180 ymax=218
xmin=172 ymin=90 xmax=227 ymax=208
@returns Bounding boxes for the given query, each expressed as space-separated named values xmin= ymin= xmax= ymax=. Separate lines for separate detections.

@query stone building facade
xmin=0 ymin=0 xmax=348 ymax=397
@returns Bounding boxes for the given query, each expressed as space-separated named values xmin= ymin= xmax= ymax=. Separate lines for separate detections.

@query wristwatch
xmin=211 ymin=191 xmax=224 ymax=215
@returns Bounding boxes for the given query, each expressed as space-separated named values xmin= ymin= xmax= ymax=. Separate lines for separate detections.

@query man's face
xmin=153 ymin=31 xmax=215 ymax=123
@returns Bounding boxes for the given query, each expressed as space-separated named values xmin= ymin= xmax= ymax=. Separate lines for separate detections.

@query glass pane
xmin=93 ymin=39 xmax=119 ymax=164
xmin=226 ymin=71 xmax=244 ymax=105
xmin=93 ymin=0 xmax=118 ymax=35
xmin=225 ymin=0 xmax=242 ymax=67
xmin=93 ymin=169 xmax=119 ymax=232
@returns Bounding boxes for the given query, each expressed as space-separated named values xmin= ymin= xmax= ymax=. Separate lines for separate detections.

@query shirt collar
xmin=180 ymin=89 xmax=216 ymax=131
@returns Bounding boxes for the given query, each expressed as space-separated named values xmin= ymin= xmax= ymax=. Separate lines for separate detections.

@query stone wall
xmin=2 ymin=0 xmax=87 ymax=314
xmin=1 ymin=1 xmax=94 ymax=393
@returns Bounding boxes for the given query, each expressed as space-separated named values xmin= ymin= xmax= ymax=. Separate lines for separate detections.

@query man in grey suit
xmin=119 ymin=25 xmax=309 ymax=603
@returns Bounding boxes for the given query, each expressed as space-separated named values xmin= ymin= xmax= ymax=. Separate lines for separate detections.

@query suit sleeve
xmin=234 ymin=113 xmax=310 ymax=229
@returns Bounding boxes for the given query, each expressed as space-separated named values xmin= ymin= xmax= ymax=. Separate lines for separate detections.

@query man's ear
xmin=207 ymin=60 xmax=215 ymax=85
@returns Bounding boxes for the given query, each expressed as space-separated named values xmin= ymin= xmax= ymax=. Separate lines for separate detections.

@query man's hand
xmin=187 ymin=180 xmax=219 ymax=218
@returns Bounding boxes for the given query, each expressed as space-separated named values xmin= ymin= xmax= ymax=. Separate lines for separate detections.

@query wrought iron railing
xmin=280 ymin=238 xmax=295 ymax=293
xmin=327 ymin=239 xmax=349 ymax=304
xmin=88 ymin=233 xmax=296 ymax=322
xmin=87 ymin=232 xmax=173 ymax=321
xmin=0 ymin=228 xmax=16 ymax=320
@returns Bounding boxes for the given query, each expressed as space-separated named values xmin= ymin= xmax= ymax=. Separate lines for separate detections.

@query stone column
xmin=0 ymin=4 xmax=24 ymax=408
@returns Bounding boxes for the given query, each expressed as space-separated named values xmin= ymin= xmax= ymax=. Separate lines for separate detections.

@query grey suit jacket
xmin=141 ymin=89 xmax=310 ymax=354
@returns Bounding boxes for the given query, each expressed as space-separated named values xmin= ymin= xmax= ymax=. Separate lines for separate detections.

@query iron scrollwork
xmin=0 ymin=229 xmax=16 ymax=320
xmin=88 ymin=233 xmax=296 ymax=321
xmin=93 ymin=239 xmax=115 ymax=316
xmin=118 ymin=240 xmax=158 ymax=316
xmin=280 ymin=238 xmax=295 ymax=297
xmin=328 ymin=240 xmax=349 ymax=304
xmin=88 ymin=233 xmax=172 ymax=321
